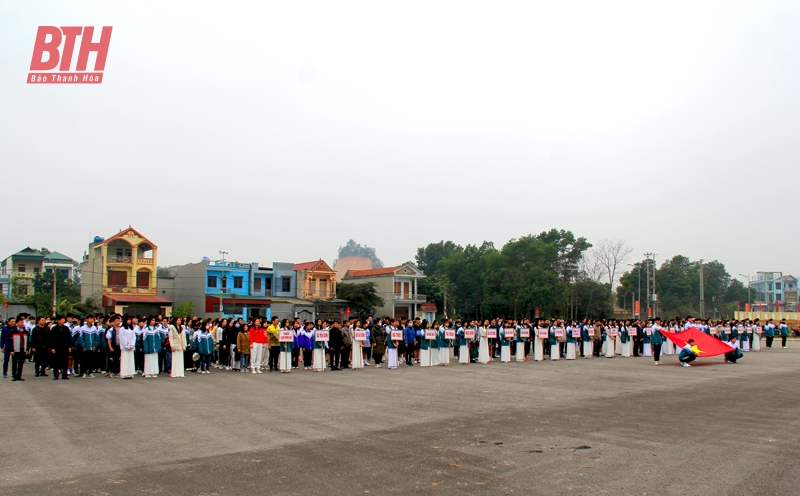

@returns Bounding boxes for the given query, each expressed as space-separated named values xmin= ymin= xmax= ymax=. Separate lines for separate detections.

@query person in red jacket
xmin=249 ymin=318 xmax=268 ymax=374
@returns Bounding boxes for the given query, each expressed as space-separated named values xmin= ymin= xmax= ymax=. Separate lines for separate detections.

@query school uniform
xmin=478 ymin=327 xmax=490 ymax=364
xmin=642 ymin=327 xmax=652 ymax=357
xmin=581 ymin=325 xmax=593 ymax=358
xmin=438 ymin=327 xmax=450 ymax=365
xmin=141 ymin=326 xmax=163 ymax=376
xmin=279 ymin=328 xmax=294 ymax=373
xmin=534 ymin=327 xmax=545 ymax=361
xmin=763 ymin=323 xmax=775 ymax=348
xmin=420 ymin=329 xmax=432 ymax=367
xmin=457 ymin=327 xmax=470 ymax=364
xmin=752 ymin=326 xmax=762 ymax=351
xmin=619 ymin=326 xmax=631 ymax=358
xmin=312 ymin=329 xmax=327 ymax=371
xmin=565 ymin=326 xmax=576 ymax=360
xmin=549 ymin=326 xmax=561 ymax=360
xmin=515 ymin=326 xmax=526 ymax=362
xmin=351 ymin=328 xmax=364 ymax=370
xmin=605 ymin=327 xmax=617 ymax=357
xmin=650 ymin=325 xmax=663 ymax=362
xmin=119 ymin=326 xmax=136 ymax=378
xmin=133 ymin=325 xmax=144 ymax=373
xmin=383 ymin=327 xmax=397 ymax=369
xmin=500 ymin=328 xmax=512 ymax=363
xmin=105 ymin=326 xmax=121 ymax=376
xmin=779 ymin=323 xmax=789 ymax=348
xmin=194 ymin=330 xmax=215 ymax=372
xmin=739 ymin=325 xmax=749 ymax=352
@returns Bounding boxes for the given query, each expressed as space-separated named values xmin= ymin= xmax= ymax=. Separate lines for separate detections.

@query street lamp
xmin=44 ymin=256 xmax=57 ymax=317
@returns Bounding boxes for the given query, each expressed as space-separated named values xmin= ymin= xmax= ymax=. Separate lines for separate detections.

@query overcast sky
xmin=1 ymin=1 xmax=799 ymax=282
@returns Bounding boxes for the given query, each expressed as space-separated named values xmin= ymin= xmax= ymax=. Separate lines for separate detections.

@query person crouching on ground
xmin=679 ymin=339 xmax=699 ymax=367
xmin=724 ymin=336 xmax=742 ymax=364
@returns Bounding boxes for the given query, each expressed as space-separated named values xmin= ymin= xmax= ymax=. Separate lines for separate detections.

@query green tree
xmin=172 ymin=301 xmax=196 ymax=318
xmin=336 ymin=282 xmax=384 ymax=318
xmin=157 ymin=266 xmax=173 ymax=278
xmin=26 ymin=272 xmax=81 ymax=316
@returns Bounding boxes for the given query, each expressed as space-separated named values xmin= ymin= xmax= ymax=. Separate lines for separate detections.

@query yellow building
xmin=81 ymin=227 xmax=172 ymax=315
xmin=294 ymin=260 xmax=337 ymax=299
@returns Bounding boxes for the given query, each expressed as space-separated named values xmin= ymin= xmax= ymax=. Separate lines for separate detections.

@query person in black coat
xmin=30 ymin=316 xmax=50 ymax=377
xmin=328 ymin=321 xmax=343 ymax=371
xmin=47 ymin=316 xmax=72 ymax=380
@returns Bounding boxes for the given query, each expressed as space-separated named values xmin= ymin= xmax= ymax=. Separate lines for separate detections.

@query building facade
xmin=0 ymin=247 xmax=78 ymax=298
xmin=749 ymin=272 xmax=798 ymax=312
xmin=81 ymin=227 xmax=172 ymax=315
xmin=342 ymin=262 xmax=426 ymax=319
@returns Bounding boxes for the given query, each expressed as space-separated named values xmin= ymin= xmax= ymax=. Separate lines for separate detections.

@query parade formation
xmin=1 ymin=313 xmax=789 ymax=381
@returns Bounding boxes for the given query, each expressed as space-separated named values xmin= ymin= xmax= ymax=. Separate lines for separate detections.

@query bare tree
xmin=594 ymin=239 xmax=633 ymax=286
xmin=579 ymin=250 xmax=604 ymax=283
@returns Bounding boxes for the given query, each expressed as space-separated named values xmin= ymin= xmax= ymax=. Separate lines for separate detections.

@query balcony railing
xmin=393 ymin=293 xmax=426 ymax=302
xmin=108 ymin=255 xmax=132 ymax=263
xmin=137 ymin=257 xmax=154 ymax=265
xmin=105 ymin=286 xmax=156 ymax=294
xmin=304 ymin=291 xmax=334 ymax=299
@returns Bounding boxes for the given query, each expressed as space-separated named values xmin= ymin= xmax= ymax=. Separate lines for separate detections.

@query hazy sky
xmin=2 ymin=1 xmax=799 ymax=283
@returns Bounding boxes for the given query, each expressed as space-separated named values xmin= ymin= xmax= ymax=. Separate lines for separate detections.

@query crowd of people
xmin=0 ymin=313 xmax=790 ymax=381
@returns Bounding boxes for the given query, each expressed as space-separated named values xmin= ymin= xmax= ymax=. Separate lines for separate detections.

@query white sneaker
xmin=682 ymin=362 xmax=690 ymax=367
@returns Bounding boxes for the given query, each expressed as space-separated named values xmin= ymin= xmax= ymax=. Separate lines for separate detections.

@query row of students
xmin=2 ymin=312 xmax=787 ymax=381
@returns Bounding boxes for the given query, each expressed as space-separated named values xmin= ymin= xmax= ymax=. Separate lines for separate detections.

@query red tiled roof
xmin=347 ymin=266 xmax=400 ymax=278
xmin=294 ymin=261 xmax=321 ymax=271
xmin=420 ymin=303 xmax=437 ymax=311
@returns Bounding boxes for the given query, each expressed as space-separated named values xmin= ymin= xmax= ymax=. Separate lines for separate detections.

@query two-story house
xmin=81 ymin=227 xmax=172 ymax=315
xmin=1 ymin=247 xmax=78 ymax=298
xmin=342 ymin=262 xmax=426 ymax=319
xmin=749 ymin=272 xmax=799 ymax=312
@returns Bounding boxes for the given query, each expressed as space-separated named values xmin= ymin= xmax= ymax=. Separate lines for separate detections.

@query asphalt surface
xmin=1 ymin=346 xmax=798 ymax=495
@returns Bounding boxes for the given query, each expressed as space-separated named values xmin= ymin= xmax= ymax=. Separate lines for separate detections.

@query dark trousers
xmin=766 ymin=336 xmax=774 ymax=348
xmin=134 ymin=350 xmax=144 ymax=372
xmin=11 ymin=353 xmax=25 ymax=379
xmin=405 ymin=344 xmax=414 ymax=364
xmin=781 ymin=336 xmax=787 ymax=347
xmin=3 ymin=350 xmax=11 ymax=375
xmin=292 ymin=347 xmax=300 ymax=368
xmin=679 ymin=354 xmax=696 ymax=364
xmin=108 ymin=349 xmax=121 ymax=374
xmin=200 ymin=354 xmax=211 ymax=371
xmin=725 ymin=351 xmax=738 ymax=363
xmin=593 ymin=340 xmax=603 ymax=357
xmin=158 ymin=350 xmax=167 ymax=373
xmin=652 ymin=343 xmax=662 ymax=362
xmin=269 ymin=346 xmax=279 ymax=370
xmin=340 ymin=345 xmax=351 ymax=368
xmin=80 ymin=351 xmax=94 ymax=374
xmin=52 ymin=352 xmax=69 ymax=379
xmin=633 ymin=338 xmax=642 ymax=357
xmin=373 ymin=352 xmax=383 ymax=365
xmin=302 ymin=349 xmax=312 ymax=367
xmin=34 ymin=350 xmax=49 ymax=375
xmin=330 ymin=347 xmax=341 ymax=369
xmin=454 ymin=344 xmax=460 ymax=358
xmin=219 ymin=347 xmax=230 ymax=367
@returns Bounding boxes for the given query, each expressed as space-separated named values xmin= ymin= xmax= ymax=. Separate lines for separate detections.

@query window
xmin=265 ymin=277 xmax=272 ymax=293
xmin=60 ymin=269 xmax=69 ymax=277
xmin=33 ymin=267 xmax=40 ymax=274
xmin=207 ymin=275 xmax=217 ymax=288
xmin=18 ymin=264 xmax=25 ymax=273
xmin=768 ymin=283 xmax=773 ymax=290
xmin=775 ymin=282 xmax=782 ymax=290
xmin=281 ymin=276 xmax=291 ymax=292
xmin=46 ymin=268 xmax=53 ymax=273
xmin=136 ymin=271 xmax=150 ymax=288
xmin=233 ymin=276 xmax=243 ymax=289
xmin=254 ymin=278 xmax=262 ymax=292
xmin=108 ymin=270 xmax=127 ymax=287
xmin=221 ymin=277 xmax=228 ymax=289
xmin=775 ymin=293 xmax=782 ymax=301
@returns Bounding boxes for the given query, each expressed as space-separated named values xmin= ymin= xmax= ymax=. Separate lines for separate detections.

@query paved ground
xmin=1 ymin=347 xmax=798 ymax=495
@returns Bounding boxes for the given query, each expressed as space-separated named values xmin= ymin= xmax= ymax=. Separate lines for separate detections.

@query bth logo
xmin=28 ymin=26 xmax=112 ymax=84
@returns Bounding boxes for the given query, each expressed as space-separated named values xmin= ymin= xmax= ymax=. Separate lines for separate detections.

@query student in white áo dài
xmin=478 ymin=320 xmax=490 ymax=364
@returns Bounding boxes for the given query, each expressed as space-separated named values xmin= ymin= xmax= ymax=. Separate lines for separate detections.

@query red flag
xmin=659 ymin=327 xmax=734 ymax=357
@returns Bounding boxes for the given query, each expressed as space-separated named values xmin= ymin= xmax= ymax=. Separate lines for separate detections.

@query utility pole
xmin=443 ymin=286 xmax=448 ymax=319
xmin=219 ymin=251 xmax=228 ymax=318
xmin=699 ymin=259 xmax=705 ymax=318
xmin=45 ymin=256 xmax=56 ymax=317
xmin=644 ymin=253 xmax=653 ymax=317
xmin=739 ymin=274 xmax=751 ymax=312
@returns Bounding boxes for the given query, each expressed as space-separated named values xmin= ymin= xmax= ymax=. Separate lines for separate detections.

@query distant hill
xmin=333 ymin=256 xmax=375 ymax=281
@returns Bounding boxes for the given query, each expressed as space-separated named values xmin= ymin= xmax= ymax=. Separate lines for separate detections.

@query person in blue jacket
xmin=651 ymin=318 xmax=664 ymax=365
xmin=404 ymin=320 xmax=416 ymax=366
xmin=678 ymin=339 xmax=698 ymax=367
xmin=141 ymin=317 xmax=163 ymax=378
xmin=763 ymin=319 xmax=776 ymax=349
xmin=194 ymin=322 xmax=215 ymax=374
xmin=778 ymin=319 xmax=789 ymax=348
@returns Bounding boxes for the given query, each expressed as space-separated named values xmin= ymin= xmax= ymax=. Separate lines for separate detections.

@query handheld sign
xmin=315 ymin=330 xmax=329 ymax=342
xmin=391 ymin=330 xmax=403 ymax=341
xmin=354 ymin=330 xmax=367 ymax=341
xmin=425 ymin=330 xmax=437 ymax=340
xmin=279 ymin=330 xmax=294 ymax=343
xmin=756 ymin=326 xmax=762 ymax=334
xmin=487 ymin=328 xmax=498 ymax=339
xmin=554 ymin=328 xmax=564 ymax=337
xmin=645 ymin=328 xmax=652 ymax=336
xmin=587 ymin=328 xmax=595 ymax=337
xmin=444 ymin=329 xmax=456 ymax=340
xmin=520 ymin=328 xmax=530 ymax=338
xmin=504 ymin=328 xmax=515 ymax=339
xmin=538 ymin=328 xmax=549 ymax=339
xmin=628 ymin=328 xmax=637 ymax=336
xmin=465 ymin=328 xmax=476 ymax=339
xmin=572 ymin=329 xmax=581 ymax=338
xmin=609 ymin=328 xmax=618 ymax=337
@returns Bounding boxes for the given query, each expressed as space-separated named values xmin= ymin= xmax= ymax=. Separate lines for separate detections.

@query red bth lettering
xmin=76 ymin=26 xmax=113 ymax=71
xmin=30 ymin=26 xmax=62 ymax=70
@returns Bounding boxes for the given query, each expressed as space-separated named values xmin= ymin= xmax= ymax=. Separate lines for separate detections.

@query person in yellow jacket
xmin=267 ymin=316 xmax=281 ymax=372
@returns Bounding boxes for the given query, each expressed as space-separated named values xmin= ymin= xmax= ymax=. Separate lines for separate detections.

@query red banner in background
xmin=635 ymin=300 xmax=640 ymax=316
